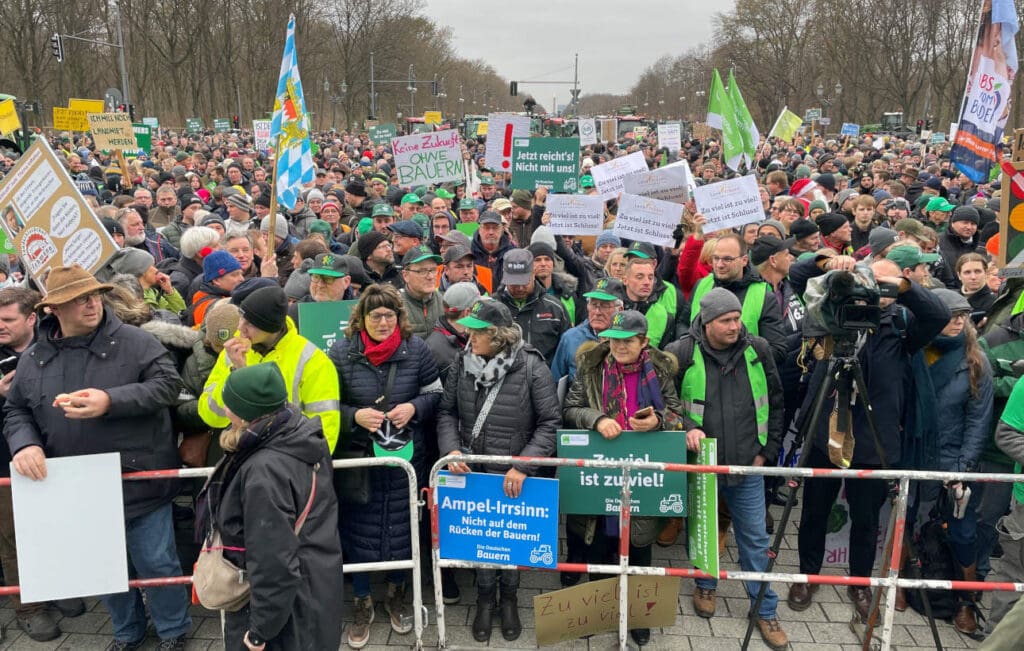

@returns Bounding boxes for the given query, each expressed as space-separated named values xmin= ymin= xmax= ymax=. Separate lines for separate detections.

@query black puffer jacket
xmin=437 ymin=344 xmax=560 ymax=476
xmin=201 ymin=407 xmax=343 ymax=651
xmin=495 ymin=284 xmax=571 ymax=364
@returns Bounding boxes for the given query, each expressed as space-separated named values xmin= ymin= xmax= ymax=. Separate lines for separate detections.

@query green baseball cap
xmin=457 ymin=298 xmax=513 ymax=329
xmin=886 ymin=245 xmax=939 ymax=270
xmin=307 ymin=253 xmax=349 ymax=278
xmin=458 ymin=198 xmax=477 ymax=211
xmin=625 ymin=241 xmax=656 ymax=259
xmin=372 ymin=203 xmax=395 ymax=218
xmin=479 ymin=175 xmax=495 ymax=186
xmin=583 ymin=277 xmax=626 ymax=302
xmin=435 ymin=188 xmax=455 ymax=199
xmin=401 ymin=192 xmax=424 ymax=205
xmin=924 ymin=197 xmax=956 ymax=213
xmin=579 ymin=174 xmax=595 ymax=189
xmin=401 ymin=244 xmax=442 ymax=266
xmin=597 ymin=310 xmax=648 ymax=339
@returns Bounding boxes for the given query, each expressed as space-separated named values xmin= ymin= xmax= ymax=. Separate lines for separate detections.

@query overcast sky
xmin=424 ymin=0 xmax=724 ymax=102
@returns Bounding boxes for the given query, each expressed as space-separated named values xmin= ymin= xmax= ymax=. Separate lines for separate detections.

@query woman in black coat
xmin=197 ymin=363 xmax=343 ymax=651
xmin=329 ymin=283 xmax=442 ymax=650
xmin=436 ymin=298 xmax=560 ymax=643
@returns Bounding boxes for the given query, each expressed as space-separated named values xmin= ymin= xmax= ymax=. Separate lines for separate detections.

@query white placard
xmin=484 ymin=114 xmax=531 ymax=171
xmin=950 ymin=122 xmax=959 ymax=142
xmin=621 ymin=164 xmax=690 ymax=205
xmin=578 ymin=118 xmax=597 ymax=146
xmin=692 ymin=175 xmax=765 ymax=232
xmin=657 ymin=123 xmax=682 ymax=152
xmin=547 ymin=194 xmax=606 ymax=236
xmin=252 ymin=119 xmax=272 ymax=152
xmin=12 ymin=453 xmax=128 ymax=601
xmin=391 ymin=128 xmax=464 ymax=186
xmin=589 ymin=151 xmax=649 ymax=201
xmin=613 ymin=193 xmax=685 ymax=247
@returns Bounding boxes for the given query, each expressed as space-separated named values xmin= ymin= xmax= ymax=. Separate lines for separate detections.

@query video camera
xmin=804 ymin=265 xmax=882 ymax=337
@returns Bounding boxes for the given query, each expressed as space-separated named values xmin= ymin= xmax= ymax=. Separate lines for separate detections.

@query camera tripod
xmin=739 ymin=337 xmax=943 ymax=651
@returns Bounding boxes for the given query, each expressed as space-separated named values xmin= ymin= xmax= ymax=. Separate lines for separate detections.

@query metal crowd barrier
xmin=428 ymin=453 xmax=1024 ymax=651
xmin=0 ymin=456 xmax=428 ymax=650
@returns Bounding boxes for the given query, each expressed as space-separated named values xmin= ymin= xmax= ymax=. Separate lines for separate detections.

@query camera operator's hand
xmin=824 ymin=255 xmax=857 ymax=272
xmin=874 ymin=275 xmax=908 ymax=292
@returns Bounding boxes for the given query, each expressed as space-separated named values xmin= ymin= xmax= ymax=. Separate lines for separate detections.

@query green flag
xmin=768 ymin=107 xmax=804 ymax=142
xmin=706 ymin=70 xmax=744 ymax=171
xmin=727 ymin=70 xmax=759 ymax=169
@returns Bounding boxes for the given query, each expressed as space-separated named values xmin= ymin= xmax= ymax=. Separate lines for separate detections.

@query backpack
xmin=904 ymin=506 xmax=959 ymax=619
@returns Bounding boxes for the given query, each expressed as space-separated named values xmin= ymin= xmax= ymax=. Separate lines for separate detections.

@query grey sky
xmin=424 ymin=0 xmax=724 ymax=101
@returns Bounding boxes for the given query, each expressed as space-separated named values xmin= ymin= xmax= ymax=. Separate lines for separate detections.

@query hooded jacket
xmin=495 ymin=283 xmax=571 ymax=364
xmin=471 ymin=230 xmax=514 ymax=287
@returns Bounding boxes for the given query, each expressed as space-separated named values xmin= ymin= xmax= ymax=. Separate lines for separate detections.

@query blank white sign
xmin=11 ymin=452 xmax=128 ymax=602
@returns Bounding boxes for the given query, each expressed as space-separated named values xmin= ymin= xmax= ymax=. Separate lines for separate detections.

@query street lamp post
xmin=694 ymin=90 xmax=706 ymax=120
xmin=679 ymin=96 xmax=685 ymax=120
xmin=816 ymin=81 xmax=843 ymax=125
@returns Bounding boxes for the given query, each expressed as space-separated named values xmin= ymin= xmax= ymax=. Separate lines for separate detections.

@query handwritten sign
xmin=53 ymin=107 xmax=90 ymax=132
xmin=589 ymin=151 xmax=648 ymax=200
xmin=612 ymin=194 xmax=685 ymax=248
xmin=546 ymin=195 xmax=605 ymax=236
xmin=391 ymin=129 xmax=463 ymax=186
xmin=86 ymin=113 xmax=136 ymax=150
xmin=621 ymin=163 xmax=690 ymax=205
xmin=252 ymin=120 xmax=272 ymax=152
xmin=657 ymin=122 xmax=682 ymax=152
xmin=578 ymin=118 xmax=597 ymax=146
xmin=533 ymin=576 xmax=681 ymax=646
xmin=693 ymin=174 xmax=765 ymax=231
xmin=484 ymin=114 xmax=531 ymax=170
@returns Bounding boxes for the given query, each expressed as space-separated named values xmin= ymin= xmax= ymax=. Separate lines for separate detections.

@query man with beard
xmin=149 ymin=186 xmax=180 ymax=230
xmin=162 ymin=194 xmax=202 ymax=251
xmin=356 ymin=230 xmax=403 ymax=288
xmin=493 ymin=249 xmax=570 ymax=364
xmin=118 ymin=207 xmax=179 ymax=263
xmin=471 ymin=211 xmax=514 ymax=287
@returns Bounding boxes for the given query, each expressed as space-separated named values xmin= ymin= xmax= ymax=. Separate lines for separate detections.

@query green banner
xmin=185 ymin=118 xmax=203 ymax=133
xmin=297 ymin=300 xmax=358 ymax=352
xmin=510 ymin=137 xmax=580 ymax=193
xmin=213 ymin=118 xmax=231 ymax=133
xmin=142 ymin=117 xmax=159 ymax=129
xmin=455 ymin=222 xmax=479 ymax=238
xmin=556 ymin=429 xmax=687 ymax=516
xmin=132 ymin=123 xmax=152 ymax=154
xmin=369 ymin=123 xmax=397 ymax=143
xmin=687 ymin=438 xmax=719 ymax=576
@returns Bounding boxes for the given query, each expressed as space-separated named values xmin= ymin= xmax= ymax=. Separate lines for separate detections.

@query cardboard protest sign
xmin=436 ymin=471 xmax=559 ymax=569
xmin=423 ymin=111 xmax=442 ymax=125
xmin=484 ymin=114 xmax=531 ymax=170
xmin=68 ymin=98 xmax=105 ymax=114
xmin=693 ymin=174 xmax=764 ymax=232
xmin=657 ymin=122 xmax=682 ymax=152
xmin=621 ymin=164 xmax=690 ymax=205
xmin=599 ymin=119 xmax=618 ymax=142
xmin=510 ymin=137 xmax=580 ymax=192
xmin=556 ymin=430 xmax=687 ymax=516
xmin=533 ymin=576 xmax=681 ymax=646
xmin=688 ymin=438 xmax=719 ymax=576
xmin=213 ymin=118 xmax=231 ymax=133
xmin=692 ymin=122 xmax=713 ymax=140
xmin=297 ymin=300 xmax=358 ymax=351
xmin=391 ymin=129 xmax=463 ymax=186
xmin=0 ymin=139 xmax=119 ymax=286
xmin=546 ymin=195 xmax=605 ymax=236
xmin=252 ymin=120 xmax=272 ymax=152
xmin=578 ymin=118 xmax=597 ymax=146
xmin=131 ymin=124 xmax=152 ymax=154
xmin=612 ymin=194 xmax=685 ymax=247
xmin=86 ymin=112 xmax=136 ymax=151
xmin=53 ymin=107 xmax=89 ymax=132
xmin=589 ymin=151 xmax=648 ymax=200
xmin=185 ymin=118 xmax=203 ymax=133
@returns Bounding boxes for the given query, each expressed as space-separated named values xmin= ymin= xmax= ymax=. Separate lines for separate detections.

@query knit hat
xmin=759 ymin=219 xmax=786 ymax=239
xmin=253 ymin=193 xmax=271 ymax=209
xmin=225 ymin=193 xmax=251 ymax=212
xmin=789 ymin=219 xmax=819 ymax=240
xmin=595 ymin=230 xmax=621 ymax=248
xmin=530 ymin=225 xmax=557 ymax=250
xmin=346 ymin=178 xmax=367 ymax=197
xmin=284 ymin=267 xmax=311 ymax=301
xmin=835 ymin=188 xmax=860 ymax=208
xmin=925 ymin=176 xmax=943 ymax=191
xmin=951 ymin=206 xmax=980 ymax=225
xmin=239 ymin=286 xmax=288 ymax=333
xmin=808 ymin=199 xmax=828 ymax=214
xmin=357 ymin=230 xmax=389 ymax=260
xmin=815 ymin=173 xmax=837 ymax=193
xmin=527 ymin=241 xmax=556 ymax=262
xmin=203 ymin=300 xmax=240 ymax=351
xmin=510 ymin=189 xmax=532 ymax=210
xmin=357 ymin=217 xmax=374 ymax=234
xmin=750 ymin=236 xmax=789 ymax=266
xmin=699 ymin=287 xmax=742 ymax=323
xmin=260 ymin=215 xmax=289 ymax=241
xmin=230 ymin=277 xmax=278 ymax=305
xmin=308 ymin=219 xmax=333 ymax=238
xmin=305 ymin=188 xmax=325 ymax=203
xmin=203 ymin=250 xmax=242 ymax=282
xmin=894 ymin=218 xmax=927 ymax=238
xmin=222 ymin=363 xmax=288 ymax=422
xmin=816 ymin=213 xmax=848 ymax=237
xmin=108 ymin=248 xmax=155 ymax=277
xmin=199 ymin=214 xmax=226 ymax=230
xmin=868 ymin=227 xmax=899 ymax=254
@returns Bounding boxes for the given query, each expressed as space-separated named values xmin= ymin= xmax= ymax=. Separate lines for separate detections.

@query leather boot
xmin=953 ymin=563 xmax=979 ymax=637
xmin=472 ymin=588 xmax=496 ymax=642
xmin=499 ymin=589 xmax=522 ymax=641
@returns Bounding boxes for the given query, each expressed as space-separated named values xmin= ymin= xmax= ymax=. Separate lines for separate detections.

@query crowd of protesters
xmin=0 ymin=120 xmax=1022 ymax=650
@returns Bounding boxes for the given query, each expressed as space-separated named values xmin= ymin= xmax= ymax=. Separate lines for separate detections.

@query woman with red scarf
xmin=329 ymin=284 xmax=442 ymax=650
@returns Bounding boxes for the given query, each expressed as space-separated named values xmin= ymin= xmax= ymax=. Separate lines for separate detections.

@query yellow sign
xmin=424 ymin=111 xmax=442 ymax=125
xmin=53 ymin=107 xmax=90 ymax=132
xmin=476 ymin=121 xmax=489 ymax=136
xmin=86 ymin=112 xmax=136 ymax=150
xmin=0 ymin=100 xmax=20 ymax=134
xmin=68 ymin=98 xmax=106 ymax=114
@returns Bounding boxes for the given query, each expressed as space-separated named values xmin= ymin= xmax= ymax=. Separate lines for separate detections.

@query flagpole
xmin=266 ymin=133 xmax=282 ymax=259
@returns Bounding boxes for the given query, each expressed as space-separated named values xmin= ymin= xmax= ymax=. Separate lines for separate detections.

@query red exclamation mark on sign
xmin=501 ymin=123 xmax=513 ymax=168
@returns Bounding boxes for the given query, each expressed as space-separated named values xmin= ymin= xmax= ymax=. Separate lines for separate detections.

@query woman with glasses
xmin=329 ymin=284 xmax=443 ymax=649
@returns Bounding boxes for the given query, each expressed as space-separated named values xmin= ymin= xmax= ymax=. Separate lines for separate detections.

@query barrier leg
xmin=618 ymin=465 xmax=632 ymax=651
xmin=876 ymin=477 xmax=911 ymax=650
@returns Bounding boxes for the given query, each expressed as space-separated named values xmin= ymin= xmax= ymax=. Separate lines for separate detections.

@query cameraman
xmin=784 ymin=252 xmax=949 ymax=619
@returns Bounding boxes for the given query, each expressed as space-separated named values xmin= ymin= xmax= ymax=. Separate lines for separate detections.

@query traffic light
xmin=128 ymin=104 xmax=136 ymax=121
xmin=509 ymin=81 xmax=518 ymax=97
xmin=50 ymin=33 xmax=64 ymax=62
xmin=431 ymin=80 xmax=438 ymax=96
xmin=925 ymin=118 xmax=933 ymax=130
xmin=117 ymin=104 xmax=127 ymax=113
xmin=916 ymin=119 xmax=923 ymax=135
xmin=233 ymin=115 xmax=240 ymax=129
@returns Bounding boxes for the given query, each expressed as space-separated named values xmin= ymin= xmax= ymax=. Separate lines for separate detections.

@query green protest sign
xmin=185 ymin=118 xmax=203 ymax=133
xmin=556 ymin=429 xmax=687 ymax=516
xmin=369 ymin=123 xmax=397 ymax=143
xmin=132 ymin=124 xmax=152 ymax=154
xmin=213 ymin=118 xmax=231 ymax=133
xmin=297 ymin=300 xmax=358 ymax=352
xmin=510 ymin=137 xmax=580 ymax=192
xmin=455 ymin=222 xmax=479 ymax=238
xmin=0 ymin=228 xmax=15 ymax=255
xmin=142 ymin=117 xmax=159 ymax=129
xmin=687 ymin=438 xmax=719 ymax=576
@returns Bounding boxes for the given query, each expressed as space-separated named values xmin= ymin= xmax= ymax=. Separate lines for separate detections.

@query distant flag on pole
xmin=706 ymin=69 xmax=744 ymax=172
xmin=705 ymin=69 xmax=730 ymax=131
xmin=768 ymin=107 xmax=803 ymax=142
xmin=728 ymin=70 xmax=759 ymax=168
xmin=269 ymin=14 xmax=314 ymax=211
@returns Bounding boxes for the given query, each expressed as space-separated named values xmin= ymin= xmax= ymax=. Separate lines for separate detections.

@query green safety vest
xmin=560 ymin=294 xmax=576 ymax=325
xmin=644 ymin=280 xmax=677 ymax=349
xmin=679 ymin=344 xmax=769 ymax=445
xmin=690 ymin=275 xmax=768 ymax=336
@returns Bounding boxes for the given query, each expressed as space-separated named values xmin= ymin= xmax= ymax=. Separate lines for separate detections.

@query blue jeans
xmin=696 ymin=475 xmax=778 ymax=619
xmin=351 ymin=570 xmax=406 ymax=598
xmin=101 ymin=503 xmax=191 ymax=642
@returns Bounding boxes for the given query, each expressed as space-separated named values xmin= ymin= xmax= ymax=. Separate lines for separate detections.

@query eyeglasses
xmin=71 ymin=292 xmax=100 ymax=306
xmin=712 ymin=255 xmax=742 ymax=264
xmin=951 ymin=311 xmax=971 ymax=321
xmin=587 ymin=301 xmax=618 ymax=311
xmin=310 ymin=275 xmax=339 ymax=285
xmin=404 ymin=267 xmax=438 ymax=277
xmin=366 ymin=310 xmax=397 ymax=323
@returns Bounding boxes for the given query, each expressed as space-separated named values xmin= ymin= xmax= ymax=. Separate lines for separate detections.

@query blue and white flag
xmin=269 ymin=14 xmax=314 ymax=211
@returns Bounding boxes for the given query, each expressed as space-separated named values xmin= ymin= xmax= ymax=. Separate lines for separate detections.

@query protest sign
xmin=634 ymin=125 xmax=649 ymax=140
xmin=53 ymin=107 xmax=89 ymax=132
xmin=68 ymin=98 xmax=106 ymax=114
xmin=392 ymin=129 xmax=463 ymax=186
xmin=613 ymin=193 xmax=685 ymax=247
xmin=693 ymin=174 xmax=764 ymax=232
xmin=423 ymin=111 xmax=442 ymax=125
xmin=841 ymin=123 xmax=861 ymax=137
xmin=657 ymin=122 xmax=682 ymax=152
xmin=0 ymin=139 xmax=119 ymax=286
xmin=510 ymin=137 xmax=580 ymax=192
xmin=86 ymin=112 xmax=136 ymax=150
xmin=476 ymin=121 xmax=488 ymax=136
xmin=436 ymin=471 xmax=559 ymax=569
xmin=546 ymin=194 xmax=605 ymax=236
xmin=599 ymin=119 xmax=618 ymax=142
xmin=298 ymin=300 xmax=357 ymax=352
xmin=12 ymin=453 xmax=128 ymax=602
xmin=0 ymin=100 xmax=19 ymax=134
xmin=621 ymin=163 xmax=690 ymax=204
xmin=484 ymin=114 xmax=531 ymax=170
xmin=688 ymin=438 xmax=719 ymax=576
xmin=578 ymin=118 xmax=597 ymax=146
xmin=131 ymin=124 xmax=152 ymax=154
xmin=556 ymin=430 xmax=687 ymax=516
xmin=185 ymin=117 xmax=203 ymax=133
xmin=213 ymin=118 xmax=231 ymax=133
xmin=533 ymin=576 xmax=681 ymax=646
xmin=252 ymin=120 xmax=272 ymax=152
xmin=456 ymin=222 xmax=479 ymax=238
xmin=692 ymin=122 xmax=713 ymax=140
xmin=368 ymin=123 xmax=397 ymax=143
xmin=589 ymin=151 xmax=648 ymax=200
xmin=930 ymin=132 xmax=947 ymax=145
xmin=142 ymin=117 xmax=159 ymax=129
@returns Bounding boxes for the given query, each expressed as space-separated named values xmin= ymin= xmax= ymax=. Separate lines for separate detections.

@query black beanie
xmin=239 ymin=286 xmax=288 ymax=333
xmin=253 ymin=193 xmax=271 ymax=209
xmin=816 ymin=212 xmax=848 ymax=237
xmin=357 ymin=230 xmax=389 ymax=260
xmin=951 ymin=206 xmax=980 ymax=225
